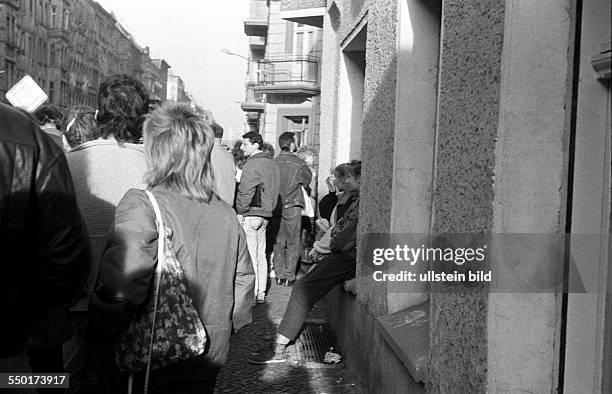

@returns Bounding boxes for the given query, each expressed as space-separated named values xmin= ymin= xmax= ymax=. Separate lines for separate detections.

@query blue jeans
xmin=277 ymin=252 xmax=355 ymax=341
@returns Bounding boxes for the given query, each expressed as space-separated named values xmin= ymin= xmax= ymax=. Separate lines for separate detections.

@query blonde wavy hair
xmin=143 ymin=103 xmax=215 ymax=203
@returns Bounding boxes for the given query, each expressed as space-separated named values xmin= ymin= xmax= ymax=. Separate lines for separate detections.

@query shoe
xmin=276 ymin=278 xmax=284 ymax=285
xmin=256 ymin=292 xmax=266 ymax=304
xmin=248 ymin=343 xmax=288 ymax=364
xmin=269 ymin=269 xmax=276 ymax=278
xmin=284 ymin=280 xmax=295 ymax=287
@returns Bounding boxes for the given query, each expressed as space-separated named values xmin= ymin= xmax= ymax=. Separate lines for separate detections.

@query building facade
xmin=283 ymin=0 xmax=612 ymax=392
xmin=166 ymin=71 xmax=189 ymax=104
xmin=242 ymin=0 xmax=322 ymax=152
xmin=0 ymin=0 xmax=172 ymax=108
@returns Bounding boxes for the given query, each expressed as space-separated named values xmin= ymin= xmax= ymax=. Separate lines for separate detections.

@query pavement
xmin=215 ymin=272 xmax=364 ymax=394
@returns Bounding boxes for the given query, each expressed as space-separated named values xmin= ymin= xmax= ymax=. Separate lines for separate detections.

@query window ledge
xmin=375 ymin=301 xmax=429 ymax=383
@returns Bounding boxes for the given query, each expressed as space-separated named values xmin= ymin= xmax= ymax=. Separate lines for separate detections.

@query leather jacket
xmin=236 ymin=152 xmax=281 ymax=217
xmin=274 ymin=151 xmax=312 ymax=209
xmin=0 ymin=103 xmax=90 ymax=357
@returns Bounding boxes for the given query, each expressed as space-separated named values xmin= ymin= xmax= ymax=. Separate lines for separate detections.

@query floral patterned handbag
xmin=115 ymin=190 xmax=207 ymax=393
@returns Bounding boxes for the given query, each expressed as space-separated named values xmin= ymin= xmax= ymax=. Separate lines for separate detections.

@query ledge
xmin=240 ymin=102 xmax=265 ymax=112
xmin=375 ymin=301 xmax=429 ymax=383
xmin=591 ymin=41 xmax=611 ymax=80
xmin=244 ymin=20 xmax=268 ymax=37
xmin=279 ymin=8 xmax=325 ymax=28
xmin=253 ymin=84 xmax=320 ymax=96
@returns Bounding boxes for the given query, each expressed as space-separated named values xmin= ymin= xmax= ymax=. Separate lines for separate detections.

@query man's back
xmin=274 ymin=151 xmax=312 ymax=209
xmin=236 ymin=152 xmax=280 ymax=217
xmin=66 ymin=138 xmax=146 ymax=279
xmin=0 ymin=103 xmax=89 ymax=358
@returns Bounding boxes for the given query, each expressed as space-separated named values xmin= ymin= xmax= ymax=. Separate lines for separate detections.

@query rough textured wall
xmin=316 ymin=3 xmax=340 ymax=199
xmin=355 ymin=0 xmax=397 ymax=316
xmin=281 ymin=0 xmax=325 ymax=11
xmin=336 ymin=0 xmax=368 ymax=44
xmin=428 ymin=0 xmax=505 ymax=392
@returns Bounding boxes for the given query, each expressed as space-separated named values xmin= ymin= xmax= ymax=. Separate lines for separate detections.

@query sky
xmin=94 ymin=0 xmax=249 ymax=134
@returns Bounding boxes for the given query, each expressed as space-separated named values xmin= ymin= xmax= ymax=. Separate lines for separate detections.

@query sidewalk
xmin=215 ymin=275 xmax=363 ymax=394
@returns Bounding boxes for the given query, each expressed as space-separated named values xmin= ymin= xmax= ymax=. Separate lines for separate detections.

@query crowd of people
xmin=0 ymin=73 xmax=362 ymax=394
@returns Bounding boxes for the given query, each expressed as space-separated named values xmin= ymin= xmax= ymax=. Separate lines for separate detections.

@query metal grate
xmin=294 ymin=320 xmax=339 ymax=365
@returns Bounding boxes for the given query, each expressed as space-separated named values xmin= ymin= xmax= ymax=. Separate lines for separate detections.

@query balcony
xmin=280 ymin=0 xmax=325 ymax=28
xmin=253 ymin=55 xmax=320 ymax=96
xmin=0 ymin=0 xmax=20 ymax=9
xmin=244 ymin=0 xmax=268 ymax=37
xmin=241 ymin=87 xmax=265 ymax=112
xmin=249 ymin=36 xmax=266 ymax=50
xmin=48 ymin=28 xmax=70 ymax=42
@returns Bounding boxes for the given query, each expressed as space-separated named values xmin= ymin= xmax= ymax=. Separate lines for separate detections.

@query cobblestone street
xmin=215 ymin=277 xmax=364 ymax=394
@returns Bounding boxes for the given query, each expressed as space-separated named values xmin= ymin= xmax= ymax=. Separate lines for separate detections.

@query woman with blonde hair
xmin=88 ymin=103 xmax=254 ymax=393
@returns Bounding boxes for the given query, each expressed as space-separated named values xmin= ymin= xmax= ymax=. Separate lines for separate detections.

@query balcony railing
xmin=254 ymin=55 xmax=320 ymax=95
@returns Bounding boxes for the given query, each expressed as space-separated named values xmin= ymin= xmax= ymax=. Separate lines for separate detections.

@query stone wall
xmin=427 ymin=0 xmax=506 ymax=392
xmin=355 ymin=0 xmax=397 ymax=316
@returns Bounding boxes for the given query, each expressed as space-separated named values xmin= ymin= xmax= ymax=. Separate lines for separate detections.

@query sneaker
xmin=256 ymin=292 xmax=266 ymax=304
xmin=248 ymin=343 xmax=288 ymax=364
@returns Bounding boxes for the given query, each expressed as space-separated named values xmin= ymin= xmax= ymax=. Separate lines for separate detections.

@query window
xmin=63 ymin=11 xmax=69 ymax=30
xmin=293 ymin=24 xmax=316 ymax=57
xmin=51 ymin=6 xmax=56 ymax=27
xmin=286 ymin=116 xmax=309 ymax=147
xmin=50 ymin=43 xmax=55 ymax=66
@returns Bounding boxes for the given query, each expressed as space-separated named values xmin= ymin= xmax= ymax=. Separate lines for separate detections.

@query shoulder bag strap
xmin=143 ymin=189 xmax=165 ymax=394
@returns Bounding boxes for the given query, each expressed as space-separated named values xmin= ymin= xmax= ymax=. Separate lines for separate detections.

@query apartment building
xmin=242 ymin=0 xmax=322 ymax=152
xmin=0 ymin=0 xmax=171 ymax=108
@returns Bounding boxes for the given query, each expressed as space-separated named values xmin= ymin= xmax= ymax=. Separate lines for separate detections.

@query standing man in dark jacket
xmin=236 ymin=132 xmax=280 ymax=303
xmin=273 ymin=132 xmax=312 ymax=286
xmin=0 ymin=103 xmax=90 ymax=371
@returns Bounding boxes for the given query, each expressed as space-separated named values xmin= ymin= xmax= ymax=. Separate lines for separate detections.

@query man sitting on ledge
xmin=248 ymin=160 xmax=361 ymax=364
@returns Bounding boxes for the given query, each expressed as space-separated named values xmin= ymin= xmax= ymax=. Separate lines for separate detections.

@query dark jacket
xmin=274 ymin=151 xmax=312 ymax=209
xmin=236 ymin=152 xmax=280 ymax=217
xmin=0 ymin=103 xmax=90 ymax=357
xmin=319 ymin=192 xmax=337 ymax=221
xmin=89 ymin=187 xmax=255 ymax=367
xmin=330 ymin=195 xmax=359 ymax=258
